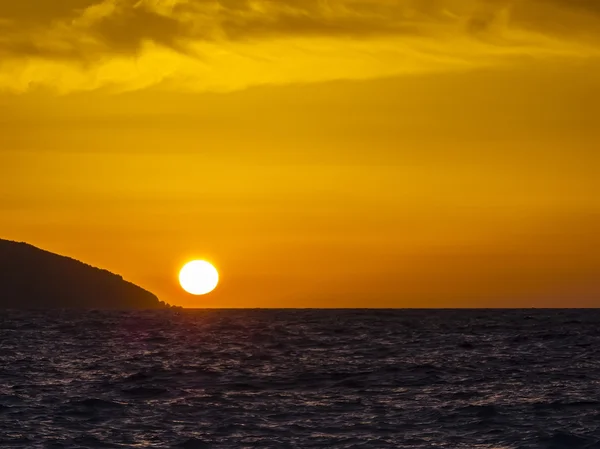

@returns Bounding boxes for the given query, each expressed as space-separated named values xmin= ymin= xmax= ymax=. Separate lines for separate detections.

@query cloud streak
xmin=0 ymin=0 xmax=599 ymax=92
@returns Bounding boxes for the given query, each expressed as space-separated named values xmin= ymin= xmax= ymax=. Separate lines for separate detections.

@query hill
xmin=0 ymin=239 xmax=170 ymax=309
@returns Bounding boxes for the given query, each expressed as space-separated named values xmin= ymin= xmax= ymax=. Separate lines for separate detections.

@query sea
xmin=0 ymin=309 xmax=599 ymax=448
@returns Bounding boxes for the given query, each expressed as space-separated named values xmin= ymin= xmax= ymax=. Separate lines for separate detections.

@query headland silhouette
xmin=0 ymin=239 xmax=170 ymax=309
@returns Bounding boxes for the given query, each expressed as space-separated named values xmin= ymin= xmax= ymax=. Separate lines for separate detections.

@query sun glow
xmin=179 ymin=260 xmax=219 ymax=295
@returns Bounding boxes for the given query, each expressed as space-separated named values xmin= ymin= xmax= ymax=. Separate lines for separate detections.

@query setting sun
xmin=179 ymin=260 xmax=219 ymax=296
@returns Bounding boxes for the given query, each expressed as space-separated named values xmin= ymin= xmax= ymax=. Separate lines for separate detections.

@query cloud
xmin=0 ymin=0 xmax=599 ymax=93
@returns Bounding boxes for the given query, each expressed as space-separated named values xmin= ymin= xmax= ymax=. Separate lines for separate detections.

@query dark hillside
xmin=0 ymin=239 xmax=168 ymax=309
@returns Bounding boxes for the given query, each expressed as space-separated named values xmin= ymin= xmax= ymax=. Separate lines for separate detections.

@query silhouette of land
xmin=0 ymin=239 xmax=170 ymax=309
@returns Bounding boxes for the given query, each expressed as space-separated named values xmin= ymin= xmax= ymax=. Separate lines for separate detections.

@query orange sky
xmin=1 ymin=0 xmax=599 ymax=307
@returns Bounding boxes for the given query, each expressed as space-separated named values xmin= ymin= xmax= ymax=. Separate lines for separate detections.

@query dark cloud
xmin=92 ymin=4 xmax=188 ymax=54
xmin=0 ymin=0 xmax=598 ymax=61
xmin=0 ymin=1 xmax=191 ymax=59
xmin=0 ymin=0 xmax=97 ymax=23
xmin=540 ymin=0 xmax=600 ymax=15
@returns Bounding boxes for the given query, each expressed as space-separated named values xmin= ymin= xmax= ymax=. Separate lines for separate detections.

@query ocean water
xmin=0 ymin=309 xmax=599 ymax=449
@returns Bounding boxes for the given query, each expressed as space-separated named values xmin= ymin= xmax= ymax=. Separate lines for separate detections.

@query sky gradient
xmin=1 ymin=0 xmax=599 ymax=307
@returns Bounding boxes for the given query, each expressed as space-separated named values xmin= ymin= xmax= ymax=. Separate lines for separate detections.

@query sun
xmin=179 ymin=260 xmax=219 ymax=295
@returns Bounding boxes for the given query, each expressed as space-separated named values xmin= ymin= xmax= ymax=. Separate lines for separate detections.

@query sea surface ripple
xmin=1 ymin=309 xmax=600 ymax=448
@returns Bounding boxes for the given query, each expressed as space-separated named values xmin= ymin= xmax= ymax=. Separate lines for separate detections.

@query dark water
xmin=1 ymin=309 xmax=600 ymax=448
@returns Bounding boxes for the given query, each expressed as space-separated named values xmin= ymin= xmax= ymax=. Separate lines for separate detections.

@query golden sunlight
xmin=179 ymin=260 xmax=219 ymax=296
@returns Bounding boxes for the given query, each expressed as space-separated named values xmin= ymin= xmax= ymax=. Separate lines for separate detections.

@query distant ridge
xmin=0 ymin=239 xmax=170 ymax=309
